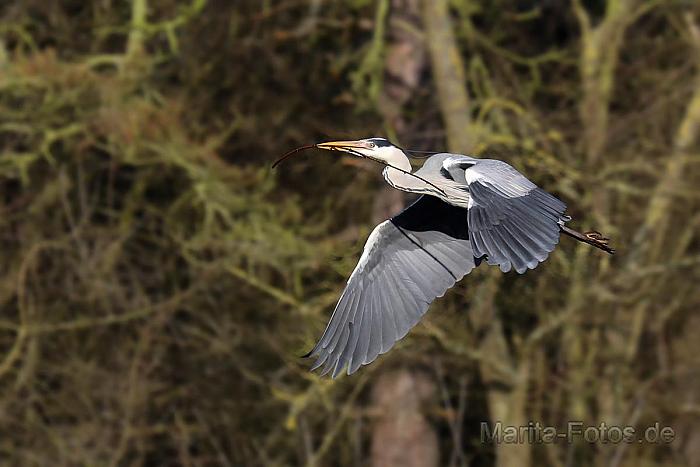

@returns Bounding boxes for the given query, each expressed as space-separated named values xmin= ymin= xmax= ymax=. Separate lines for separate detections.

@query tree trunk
xmin=369 ymin=2 xmax=438 ymax=467
xmin=421 ymin=2 xmax=531 ymax=467
xmin=422 ymin=0 xmax=473 ymax=151
xmin=370 ymin=370 xmax=439 ymax=467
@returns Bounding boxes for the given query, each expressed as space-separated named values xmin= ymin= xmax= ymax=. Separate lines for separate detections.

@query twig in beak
xmin=273 ymin=142 xmax=448 ymax=197
xmin=272 ymin=144 xmax=318 ymax=168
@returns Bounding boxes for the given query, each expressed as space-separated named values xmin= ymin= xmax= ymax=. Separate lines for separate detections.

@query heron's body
xmin=383 ymin=154 xmax=474 ymax=208
xmin=291 ymin=138 xmax=613 ymax=377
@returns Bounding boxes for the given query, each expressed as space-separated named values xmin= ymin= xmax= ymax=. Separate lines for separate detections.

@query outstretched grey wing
xmin=305 ymin=196 xmax=476 ymax=377
xmin=444 ymin=157 xmax=567 ymax=274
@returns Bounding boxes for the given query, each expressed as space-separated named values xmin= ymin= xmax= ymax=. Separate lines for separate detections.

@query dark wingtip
xmin=300 ymin=348 xmax=314 ymax=359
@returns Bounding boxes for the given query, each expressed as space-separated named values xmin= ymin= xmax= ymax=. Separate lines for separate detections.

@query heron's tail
xmin=560 ymin=225 xmax=616 ymax=255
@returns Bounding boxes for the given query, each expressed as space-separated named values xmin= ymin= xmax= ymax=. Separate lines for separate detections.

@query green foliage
xmin=0 ymin=1 xmax=698 ymax=466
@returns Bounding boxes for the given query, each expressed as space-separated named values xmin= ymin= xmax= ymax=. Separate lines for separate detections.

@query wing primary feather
xmin=350 ymin=303 xmax=373 ymax=374
xmin=490 ymin=227 xmax=527 ymax=273
xmin=341 ymin=291 xmax=370 ymax=366
xmin=307 ymin=198 xmax=480 ymax=376
xmin=502 ymin=220 xmax=547 ymax=263
xmin=395 ymin=225 xmax=458 ymax=281
xmin=310 ymin=350 xmax=330 ymax=371
xmin=508 ymin=220 xmax=548 ymax=262
xmin=336 ymin=310 xmax=363 ymax=378
xmin=384 ymin=262 xmax=422 ymax=323
xmin=392 ymin=251 xmax=431 ymax=303
xmin=377 ymin=271 xmax=402 ymax=344
xmin=325 ymin=289 xmax=362 ymax=355
xmin=385 ymin=258 xmax=422 ymax=310
xmin=366 ymin=291 xmax=383 ymax=364
xmin=378 ymin=287 xmax=397 ymax=353
xmin=318 ymin=287 xmax=356 ymax=349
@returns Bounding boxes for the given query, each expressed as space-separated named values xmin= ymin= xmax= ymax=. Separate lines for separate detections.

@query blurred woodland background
xmin=1 ymin=0 xmax=700 ymax=466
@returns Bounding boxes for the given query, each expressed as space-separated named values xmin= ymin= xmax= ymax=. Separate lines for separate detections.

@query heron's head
xmin=315 ymin=137 xmax=411 ymax=171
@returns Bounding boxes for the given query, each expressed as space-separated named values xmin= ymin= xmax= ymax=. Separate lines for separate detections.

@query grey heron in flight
xmin=275 ymin=137 xmax=614 ymax=378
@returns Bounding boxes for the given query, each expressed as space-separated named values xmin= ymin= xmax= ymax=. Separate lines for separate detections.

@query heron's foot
xmin=584 ymin=230 xmax=609 ymax=245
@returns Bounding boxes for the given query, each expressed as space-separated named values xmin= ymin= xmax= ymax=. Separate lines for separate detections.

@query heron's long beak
xmin=316 ymin=140 xmax=370 ymax=154
xmin=272 ymin=140 xmax=370 ymax=169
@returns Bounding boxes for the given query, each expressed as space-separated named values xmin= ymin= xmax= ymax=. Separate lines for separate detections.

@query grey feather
xmin=446 ymin=157 xmax=568 ymax=273
xmin=305 ymin=218 xmax=477 ymax=377
xmin=307 ymin=153 xmax=569 ymax=377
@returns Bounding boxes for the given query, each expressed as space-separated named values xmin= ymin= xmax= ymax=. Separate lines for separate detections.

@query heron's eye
xmin=368 ymin=142 xmax=376 ymax=148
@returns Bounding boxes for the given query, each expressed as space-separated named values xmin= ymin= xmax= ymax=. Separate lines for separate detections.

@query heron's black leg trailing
xmin=560 ymin=225 xmax=616 ymax=254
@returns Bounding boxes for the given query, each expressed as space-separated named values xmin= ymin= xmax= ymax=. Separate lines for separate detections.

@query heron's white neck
xmin=378 ymin=147 xmax=435 ymax=195
xmin=375 ymin=146 xmax=412 ymax=172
